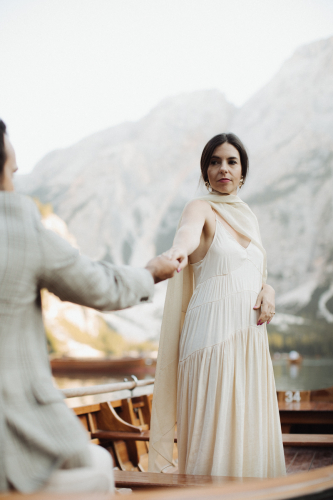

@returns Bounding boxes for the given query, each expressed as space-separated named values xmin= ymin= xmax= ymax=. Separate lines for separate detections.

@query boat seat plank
xmin=113 ymin=471 xmax=255 ymax=489
xmin=309 ymin=387 xmax=333 ymax=402
xmin=73 ymin=403 xmax=101 ymax=415
xmin=279 ymin=403 xmax=333 ymax=426
xmin=93 ymin=430 xmax=333 ymax=447
xmin=279 ymin=402 xmax=333 ymax=411
xmin=282 ymin=434 xmax=333 ymax=446
xmin=277 ymin=390 xmax=311 ymax=403
xmin=92 ymin=429 xmax=178 ymax=443
xmin=92 ymin=429 xmax=152 ymax=442
xmin=93 ymin=429 xmax=333 ymax=448
xmin=280 ymin=413 xmax=333 ymax=425
xmin=110 ymin=399 xmax=123 ymax=408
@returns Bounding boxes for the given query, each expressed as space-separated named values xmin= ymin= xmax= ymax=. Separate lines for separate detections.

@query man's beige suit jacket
xmin=0 ymin=193 xmax=154 ymax=493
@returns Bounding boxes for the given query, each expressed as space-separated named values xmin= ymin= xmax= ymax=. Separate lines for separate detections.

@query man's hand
xmin=145 ymin=255 xmax=179 ymax=284
xmin=253 ymin=283 xmax=276 ymax=325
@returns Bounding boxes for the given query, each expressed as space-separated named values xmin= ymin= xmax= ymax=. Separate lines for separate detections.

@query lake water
xmin=54 ymin=358 xmax=333 ymax=406
xmin=272 ymin=358 xmax=333 ymax=391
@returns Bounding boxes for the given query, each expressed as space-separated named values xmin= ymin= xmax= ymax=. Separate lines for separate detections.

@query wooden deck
xmin=284 ymin=446 xmax=333 ymax=474
xmin=282 ymin=434 xmax=333 ymax=447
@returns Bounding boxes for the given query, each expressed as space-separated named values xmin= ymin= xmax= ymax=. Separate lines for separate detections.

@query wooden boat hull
xmin=50 ymin=356 xmax=156 ymax=376
xmin=114 ymin=465 xmax=333 ymax=499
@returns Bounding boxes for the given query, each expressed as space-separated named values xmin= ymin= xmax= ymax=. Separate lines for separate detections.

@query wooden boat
xmin=50 ymin=355 xmax=156 ymax=376
xmin=58 ymin=380 xmax=333 ymax=498
xmin=3 ymin=381 xmax=333 ymax=499
xmin=287 ymin=350 xmax=303 ymax=365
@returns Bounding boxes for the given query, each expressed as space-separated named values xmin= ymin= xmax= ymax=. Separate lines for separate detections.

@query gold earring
xmin=205 ymin=181 xmax=211 ymax=191
xmin=239 ymin=177 xmax=244 ymax=188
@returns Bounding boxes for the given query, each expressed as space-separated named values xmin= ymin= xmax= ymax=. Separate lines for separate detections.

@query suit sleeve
xmin=35 ymin=212 xmax=154 ymax=311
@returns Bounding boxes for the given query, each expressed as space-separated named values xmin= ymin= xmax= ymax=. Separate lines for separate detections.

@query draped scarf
xmin=148 ymin=193 xmax=267 ymax=472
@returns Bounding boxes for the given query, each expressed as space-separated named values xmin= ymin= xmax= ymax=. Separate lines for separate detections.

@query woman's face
xmin=207 ymin=142 xmax=242 ymax=196
xmin=1 ymin=135 xmax=18 ymax=191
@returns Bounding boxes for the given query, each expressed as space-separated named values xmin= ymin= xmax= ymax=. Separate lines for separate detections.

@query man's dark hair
xmin=200 ymin=133 xmax=249 ymax=185
xmin=0 ymin=120 xmax=7 ymax=176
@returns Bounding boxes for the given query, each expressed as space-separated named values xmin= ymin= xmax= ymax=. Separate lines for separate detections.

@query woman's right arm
xmin=163 ymin=200 xmax=208 ymax=271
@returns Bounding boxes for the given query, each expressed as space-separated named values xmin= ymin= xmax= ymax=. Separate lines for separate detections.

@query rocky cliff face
xmin=230 ymin=37 xmax=333 ymax=349
xmin=233 ymin=36 xmax=333 ymax=294
xmin=16 ymin=37 xmax=333 ymax=351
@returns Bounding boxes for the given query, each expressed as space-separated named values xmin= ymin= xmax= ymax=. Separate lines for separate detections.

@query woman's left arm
xmin=253 ymin=284 xmax=276 ymax=325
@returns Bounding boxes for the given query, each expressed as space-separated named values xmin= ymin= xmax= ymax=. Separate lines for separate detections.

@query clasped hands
xmin=145 ymin=254 xmax=179 ymax=284
xmin=145 ymin=246 xmax=187 ymax=284
xmin=162 ymin=246 xmax=188 ymax=272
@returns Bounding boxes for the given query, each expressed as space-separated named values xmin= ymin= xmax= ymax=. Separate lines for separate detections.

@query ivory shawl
xmin=148 ymin=193 xmax=267 ymax=472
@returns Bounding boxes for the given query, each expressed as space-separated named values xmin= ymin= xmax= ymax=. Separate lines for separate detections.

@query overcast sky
xmin=1 ymin=0 xmax=333 ymax=174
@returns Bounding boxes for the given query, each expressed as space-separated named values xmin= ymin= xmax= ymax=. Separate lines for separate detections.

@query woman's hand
xmin=253 ymin=284 xmax=276 ymax=325
xmin=163 ymin=246 xmax=188 ymax=272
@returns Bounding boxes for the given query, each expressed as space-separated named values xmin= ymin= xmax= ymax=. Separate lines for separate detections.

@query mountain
xmin=233 ymin=36 xmax=333 ymax=294
xmin=16 ymin=37 xmax=333 ymax=353
xmin=230 ymin=37 xmax=333 ymax=352
xmin=18 ymin=91 xmax=234 ymax=266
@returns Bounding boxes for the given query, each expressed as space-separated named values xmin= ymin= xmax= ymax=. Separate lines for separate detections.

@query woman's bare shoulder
xmin=183 ymin=199 xmax=212 ymax=216
xmin=180 ymin=200 xmax=215 ymax=230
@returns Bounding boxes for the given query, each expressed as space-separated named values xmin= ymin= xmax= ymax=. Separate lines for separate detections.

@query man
xmin=0 ymin=120 xmax=178 ymax=493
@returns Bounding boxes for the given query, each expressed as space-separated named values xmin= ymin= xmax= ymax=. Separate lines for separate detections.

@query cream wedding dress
xmin=176 ymin=215 xmax=286 ymax=477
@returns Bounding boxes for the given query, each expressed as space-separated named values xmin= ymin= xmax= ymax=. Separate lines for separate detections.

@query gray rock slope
xmin=231 ymin=37 xmax=333 ymax=348
xmin=16 ymin=37 xmax=333 ymax=348
xmin=17 ymin=90 xmax=234 ymax=266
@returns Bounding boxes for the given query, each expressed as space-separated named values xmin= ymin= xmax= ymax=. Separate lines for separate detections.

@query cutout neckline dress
xmin=176 ymin=216 xmax=286 ymax=477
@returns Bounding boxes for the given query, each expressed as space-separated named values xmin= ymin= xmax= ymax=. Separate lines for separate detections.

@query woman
xmin=149 ymin=133 xmax=286 ymax=478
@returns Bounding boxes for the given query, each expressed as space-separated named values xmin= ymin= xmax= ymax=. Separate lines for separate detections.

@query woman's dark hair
xmin=200 ymin=133 xmax=249 ymax=185
xmin=0 ymin=120 xmax=7 ymax=176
